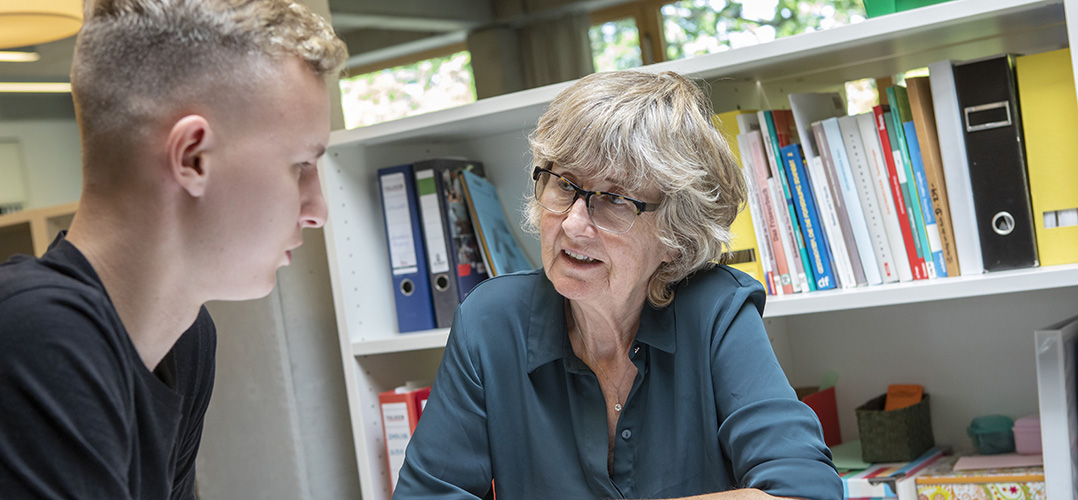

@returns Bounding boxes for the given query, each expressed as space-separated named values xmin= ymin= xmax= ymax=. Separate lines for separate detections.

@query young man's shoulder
xmin=0 ymin=252 xmax=120 ymax=342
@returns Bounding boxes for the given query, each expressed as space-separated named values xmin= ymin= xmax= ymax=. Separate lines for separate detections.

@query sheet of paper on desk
xmin=954 ymin=453 xmax=1044 ymax=471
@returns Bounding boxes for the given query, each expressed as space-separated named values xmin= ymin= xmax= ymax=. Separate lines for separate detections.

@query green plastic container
xmin=863 ymin=0 xmax=953 ymax=18
xmin=968 ymin=415 xmax=1016 ymax=455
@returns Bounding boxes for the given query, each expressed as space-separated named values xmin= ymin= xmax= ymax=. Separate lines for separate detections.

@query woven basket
xmin=856 ymin=393 xmax=935 ymax=463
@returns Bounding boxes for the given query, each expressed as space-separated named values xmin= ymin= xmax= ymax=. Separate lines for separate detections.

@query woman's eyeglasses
xmin=532 ymin=167 xmax=659 ymax=233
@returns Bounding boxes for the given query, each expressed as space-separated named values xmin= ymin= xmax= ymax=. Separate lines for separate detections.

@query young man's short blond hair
xmin=71 ymin=0 xmax=347 ymax=153
xmin=526 ymin=70 xmax=747 ymax=307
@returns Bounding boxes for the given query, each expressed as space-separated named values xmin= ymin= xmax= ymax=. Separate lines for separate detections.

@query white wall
xmin=0 ymin=120 xmax=82 ymax=209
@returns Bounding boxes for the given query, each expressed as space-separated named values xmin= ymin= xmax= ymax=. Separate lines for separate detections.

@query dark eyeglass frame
xmin=532 ymin=166 xmax=660 ymax=233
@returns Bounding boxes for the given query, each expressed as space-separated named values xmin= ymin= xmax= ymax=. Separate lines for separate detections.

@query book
xmin=821 ymin=117 xmax=883 ymax=286
xmin=857 ymin=112 xmax=913 ymax=282
xmin=773 ymin=109 xmax=818 ymax=291
xmin=714 ymin=110 xmax=768 ymax=289
xmin=814 ymin=120 xmax=868 ymax=287
xmin=740 ymin=112 xmax=796 ymax=294
xmin=839 ymin=114 xmax=899 ymax=284
xmin=905 ymin=77 xmax=960 ymax=276
xmin=379 ymin=384 xmax=432 ymax=493
xmin=732 ymin=129 xmax=778 ymax=294
xmin=378 ymin=164 xmax=438 ymax=333
xmin=882 ymin=107 xmax=929 ymax=280
xmin=872 ymin=105 xmax=926 ymax=280
xmin=927 ymin=59 xmax=984 ymax=276
xmin=1034 ymin=315 xmax=1078 ymax=500
xmin=902 ymin=121 xmax=948 ymax=278
xmin=737 ymin=162 xmax=774 ymax=293
xmin=740 ymin=125 xmax=795 ymax=295
xmin=789 ymin=93 xmax=857 ymax=289
xmin=953 ymin=54 xmax=1039 ymax=272
xmin=459 ymin=170 xmax=534 ymax=276
xmin=759 ymin=110 xmax=812 ymax=292
xmin=841 ymin=447 xmax=947 ymax=500
xmin=781 ymin=143 xmax=836 ymax=290
xmin=1016 ymin=48 xmax=1078 ymax=267
xmin=887 ymin=86 xmax=937 ymax=279
xmin=438 ymin=165 xmax=490 ymax=301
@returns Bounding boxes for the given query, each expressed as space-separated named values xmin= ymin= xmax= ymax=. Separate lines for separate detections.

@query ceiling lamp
xmin=0 ymin=1 xmax=83 ymax=50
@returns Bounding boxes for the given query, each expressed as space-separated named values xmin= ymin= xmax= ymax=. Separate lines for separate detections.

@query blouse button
xmin=621 ymin=429 xmax=632 ymax=440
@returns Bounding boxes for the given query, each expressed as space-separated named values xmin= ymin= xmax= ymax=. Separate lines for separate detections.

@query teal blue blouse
xmin=395 ymin=266 xmax=841 ymax=499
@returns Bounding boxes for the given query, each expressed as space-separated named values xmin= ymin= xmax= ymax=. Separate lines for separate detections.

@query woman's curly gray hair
xmin=524 ymin=70 xmax=746 ymax=307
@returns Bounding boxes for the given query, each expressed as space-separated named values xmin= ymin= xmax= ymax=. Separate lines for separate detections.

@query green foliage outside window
xmin=339 ymin=51 xmax=476 ymax=129
xmin=590 ymin=18 xmax=644 ymax=73
xmin=662 ymin=0 xmax=866 ymax=61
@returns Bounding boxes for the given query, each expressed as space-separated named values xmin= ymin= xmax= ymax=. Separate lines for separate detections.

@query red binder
xmin=379 ymin=386 xmax=431 ymax=494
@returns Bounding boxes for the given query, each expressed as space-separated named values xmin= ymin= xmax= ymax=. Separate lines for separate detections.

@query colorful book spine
xmin=905 ymin=77 xmax=961 ymax=276
xmin=887 ymin=86 xmax=937 ymax=279
xmin=857 ymin=112 xmax=913 ymax=282
xmin=882 ymin=108 xmax=928 ymax=279
xmin=744 ymin=130 xmax=796 ymax=295
xmin=873 ymin=105 xmax=926 ymax=280
xmin=839 ymin=114 xmax=899 ymax=284
xmin=903 ymin=122 xmax=948 ymax=277
xmin=814 ymin=120 xmax=868 ymax=287
xmin=782 ymin=143 xmax=837 ymax=290
xmin=821 ymin=117 xmax=883 ymax=285
xmin=739 ymin=161 xmax=776 ymax=294
xmin=760 ymin=110 xmax=813 ymax=292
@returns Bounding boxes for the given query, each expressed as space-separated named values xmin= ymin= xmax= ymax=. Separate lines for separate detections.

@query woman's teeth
xmin=565 ymin=250 xmax=596 ymax=262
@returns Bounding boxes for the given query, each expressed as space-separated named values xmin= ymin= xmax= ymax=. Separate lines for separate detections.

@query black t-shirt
xmin=0 ymin=234 xmax=216 ymax=500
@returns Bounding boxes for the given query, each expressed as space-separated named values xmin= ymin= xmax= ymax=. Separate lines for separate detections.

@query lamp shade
xmin=0 ymin=0 xmax=83 ymax=49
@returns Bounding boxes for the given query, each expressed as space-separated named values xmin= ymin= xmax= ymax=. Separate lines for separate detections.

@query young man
xmin=0 ymin=1 xmax=347 ymax=498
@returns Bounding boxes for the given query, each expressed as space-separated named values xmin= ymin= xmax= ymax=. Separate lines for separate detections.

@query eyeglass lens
xmin=534 ymin=170 xmax=639 ymax=233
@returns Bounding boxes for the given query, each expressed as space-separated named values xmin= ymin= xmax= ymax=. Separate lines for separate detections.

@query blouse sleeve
xmin=394 ymin=306 xmax=493 ymax=499
xmin=709 ymin=284 xmax=842 ymax=500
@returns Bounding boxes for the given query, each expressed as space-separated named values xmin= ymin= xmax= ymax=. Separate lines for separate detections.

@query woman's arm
xmin=704 ymin=285 xmax=842 ymax=500
xmin=393 ymin=307 xmax=493 ymax=499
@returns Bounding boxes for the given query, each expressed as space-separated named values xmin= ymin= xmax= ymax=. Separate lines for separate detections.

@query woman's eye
xmin=605 ymin=194 xmax=628 ymax=206
xmin=557 ymin=179 xmax=575 ymax=192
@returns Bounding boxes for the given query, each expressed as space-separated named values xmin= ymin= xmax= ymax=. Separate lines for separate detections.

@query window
xmin=589 ymin=17 xmax=643 ymax=72
xmin=339 ymin=48 xmax=476 ymax=129
xmin=589 ymin=0 xmax=867 ymax=71
xmin=661 ymin=0 xmax=867 ymax=62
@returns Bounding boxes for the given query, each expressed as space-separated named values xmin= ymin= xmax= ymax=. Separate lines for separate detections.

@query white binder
xmin=1035 ymin=315 xmax=1078 ymax=500
xmin=928 ymin=59 xmax=984 ymax=276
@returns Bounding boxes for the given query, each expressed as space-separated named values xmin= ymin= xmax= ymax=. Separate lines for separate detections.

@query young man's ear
xmin=167 ymin=115 xmax=214 ymax=197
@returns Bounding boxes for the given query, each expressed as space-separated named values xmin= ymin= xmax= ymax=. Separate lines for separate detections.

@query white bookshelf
xmin=321 ymin=1 xmax=1078 ymax=499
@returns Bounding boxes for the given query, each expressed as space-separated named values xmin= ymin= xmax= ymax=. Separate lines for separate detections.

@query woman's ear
xmin=167 ymin=115 xmax=213 ymax=197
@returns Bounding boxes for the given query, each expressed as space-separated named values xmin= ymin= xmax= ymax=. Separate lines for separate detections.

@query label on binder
xmin=381 ymin=172 xmax=418 ymax=275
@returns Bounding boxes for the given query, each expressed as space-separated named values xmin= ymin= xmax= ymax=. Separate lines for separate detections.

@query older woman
xmin=395 ymin=70 xmax=841 ymax=500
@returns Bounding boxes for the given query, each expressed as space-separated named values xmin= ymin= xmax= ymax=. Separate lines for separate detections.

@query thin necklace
xmin=569 ymin=307 xmax=628 ymax=412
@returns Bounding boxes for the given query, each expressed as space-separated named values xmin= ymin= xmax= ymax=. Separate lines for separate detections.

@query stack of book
xmin=719 ymin=48 xmax=1078 ymax=296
